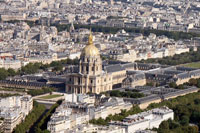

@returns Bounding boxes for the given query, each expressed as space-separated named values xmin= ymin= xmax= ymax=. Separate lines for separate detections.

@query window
xmin=78 ymin=78 xmax=81 ymax=84
xmin=91 ymin=80 xmax=93 ymax=84
xmin=78 ymin=88 xmax=80 ymax=93
xmin=68 ymin=87 xmax=71 ymax=92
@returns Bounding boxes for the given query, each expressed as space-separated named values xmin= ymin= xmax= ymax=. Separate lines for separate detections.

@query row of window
xmin=70 ymin=77 xmax=112 ymax=85
xmin=67 ymin=85 xmax=112 ymax=93
xmin=81 ymin=58 xmax=99 ymax=62
xmin=81 ymin=66 xmax=99 ymax=72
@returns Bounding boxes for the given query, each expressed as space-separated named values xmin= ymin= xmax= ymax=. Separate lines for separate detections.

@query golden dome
xmin=81 ymin=32 xmax=100 ymax=57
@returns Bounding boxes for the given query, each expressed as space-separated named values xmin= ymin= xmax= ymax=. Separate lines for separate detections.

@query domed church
xmin=66 ymin=32 xmax=113 ymax=94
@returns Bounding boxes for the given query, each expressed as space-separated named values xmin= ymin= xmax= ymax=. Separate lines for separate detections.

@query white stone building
xmin=68 ymin=124 xmax=126 ymax=133
xmin=47 ymin=95 xmax=132 ymax=133
xmin=109 ymin=106 xmax=174 ymax=133
xmin=0 ymin=95 xmax=33 ymax=133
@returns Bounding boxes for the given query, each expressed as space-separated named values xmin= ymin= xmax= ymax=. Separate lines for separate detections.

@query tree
xmin=66 ymin=58 xmax=73 ymax=64
xmin=159 ymin=121 xmax=169 ymax=129
xmin=96 ymin=117 xmax=107 ymax=125
xmin=188 ymin=126 xmax=199 ymax=133
xmin=105 ymin=114 xmax=112 ymax=122
xmin=50 ymin=61 xmax=62 ymax=67
xmin=110 ymin=90 xmax=121 ymax=97
xmin=34 ymin=102 xmax=61 ymax=132
xmin=7 ymin=68 xmax=17 ymax=76
xmin=20 ymin=63 xmax=40 ymax=74
xmin=14 ymin=101 xmax=46 ymax=133
xmin=168 ymin=119 xmax=180 ymax=129
xmin=169 ymin=82 xmax=177 ymax=88
xmin=180 ymin=115 xmax=189 ymax=126
xmin=27 ymin=87 xmax=54 ymax=96
xmin=177 ymin=84 xmax=185 ymax=89
xmin=197 ymin=82 xmax=200 ymax=88
xmin=52 ymin=65 xmax=63 ymax=72
xmin=190 ymin=111 xmax=200 ymax=123
xmin=174 ymin=105 xmax=190 ymax=120
xmin=194 ymin=98 xmax=200 ymax=105
xmin=189 ymin=79 xmax=198 ymax=86
xmin=158 ymin=121 xmax=170 ymax=133
xmin=146 ymin=82 xmax=155 ymax=87
xmin=0 ymin=68 xmax=8 ymax=80
xmin=137 ymin=48 xmax=200 ymax=65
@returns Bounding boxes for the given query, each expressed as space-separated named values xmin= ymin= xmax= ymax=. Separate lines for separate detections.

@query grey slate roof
xmin=176 ymin=66 xmax=196 ymax=71
xmin=104 ymin=64 xmax=125 ymax=73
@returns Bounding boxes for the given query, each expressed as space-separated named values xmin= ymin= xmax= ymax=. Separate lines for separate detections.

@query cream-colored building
xmin=166 ymin=43 xmax=176 ymax=56
xmin=66 ymin=33 xmax=113 ymax=94
xmin=110 ymin=49 xmax=137 ymax=62
xmin=1 ymin=13 xmax=26 ymax=21
xmin=0 ymin=59 xmax=22 ymax=70
xmin=122 ymin=72 xmax=146 ymax=88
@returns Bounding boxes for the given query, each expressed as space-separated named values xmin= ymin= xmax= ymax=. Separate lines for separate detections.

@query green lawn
xmin=39 ymin=94 xmax=62 ymax=99
xmin=182 ymin=62 xmax=200 ymax=68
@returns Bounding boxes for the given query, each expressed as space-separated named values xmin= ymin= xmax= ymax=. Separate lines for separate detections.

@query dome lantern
xmin=81 ymin=32 xmax=100 ymax=57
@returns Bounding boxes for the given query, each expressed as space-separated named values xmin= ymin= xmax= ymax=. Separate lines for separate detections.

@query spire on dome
xmin=81 ymin=30 xmax=99 ymax=57
xmin=88 ymin=30 xmax=93 ymax=45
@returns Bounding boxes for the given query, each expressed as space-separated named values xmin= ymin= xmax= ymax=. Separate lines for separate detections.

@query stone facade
xmin=66 ymin=33 xmax=113 ymax=94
